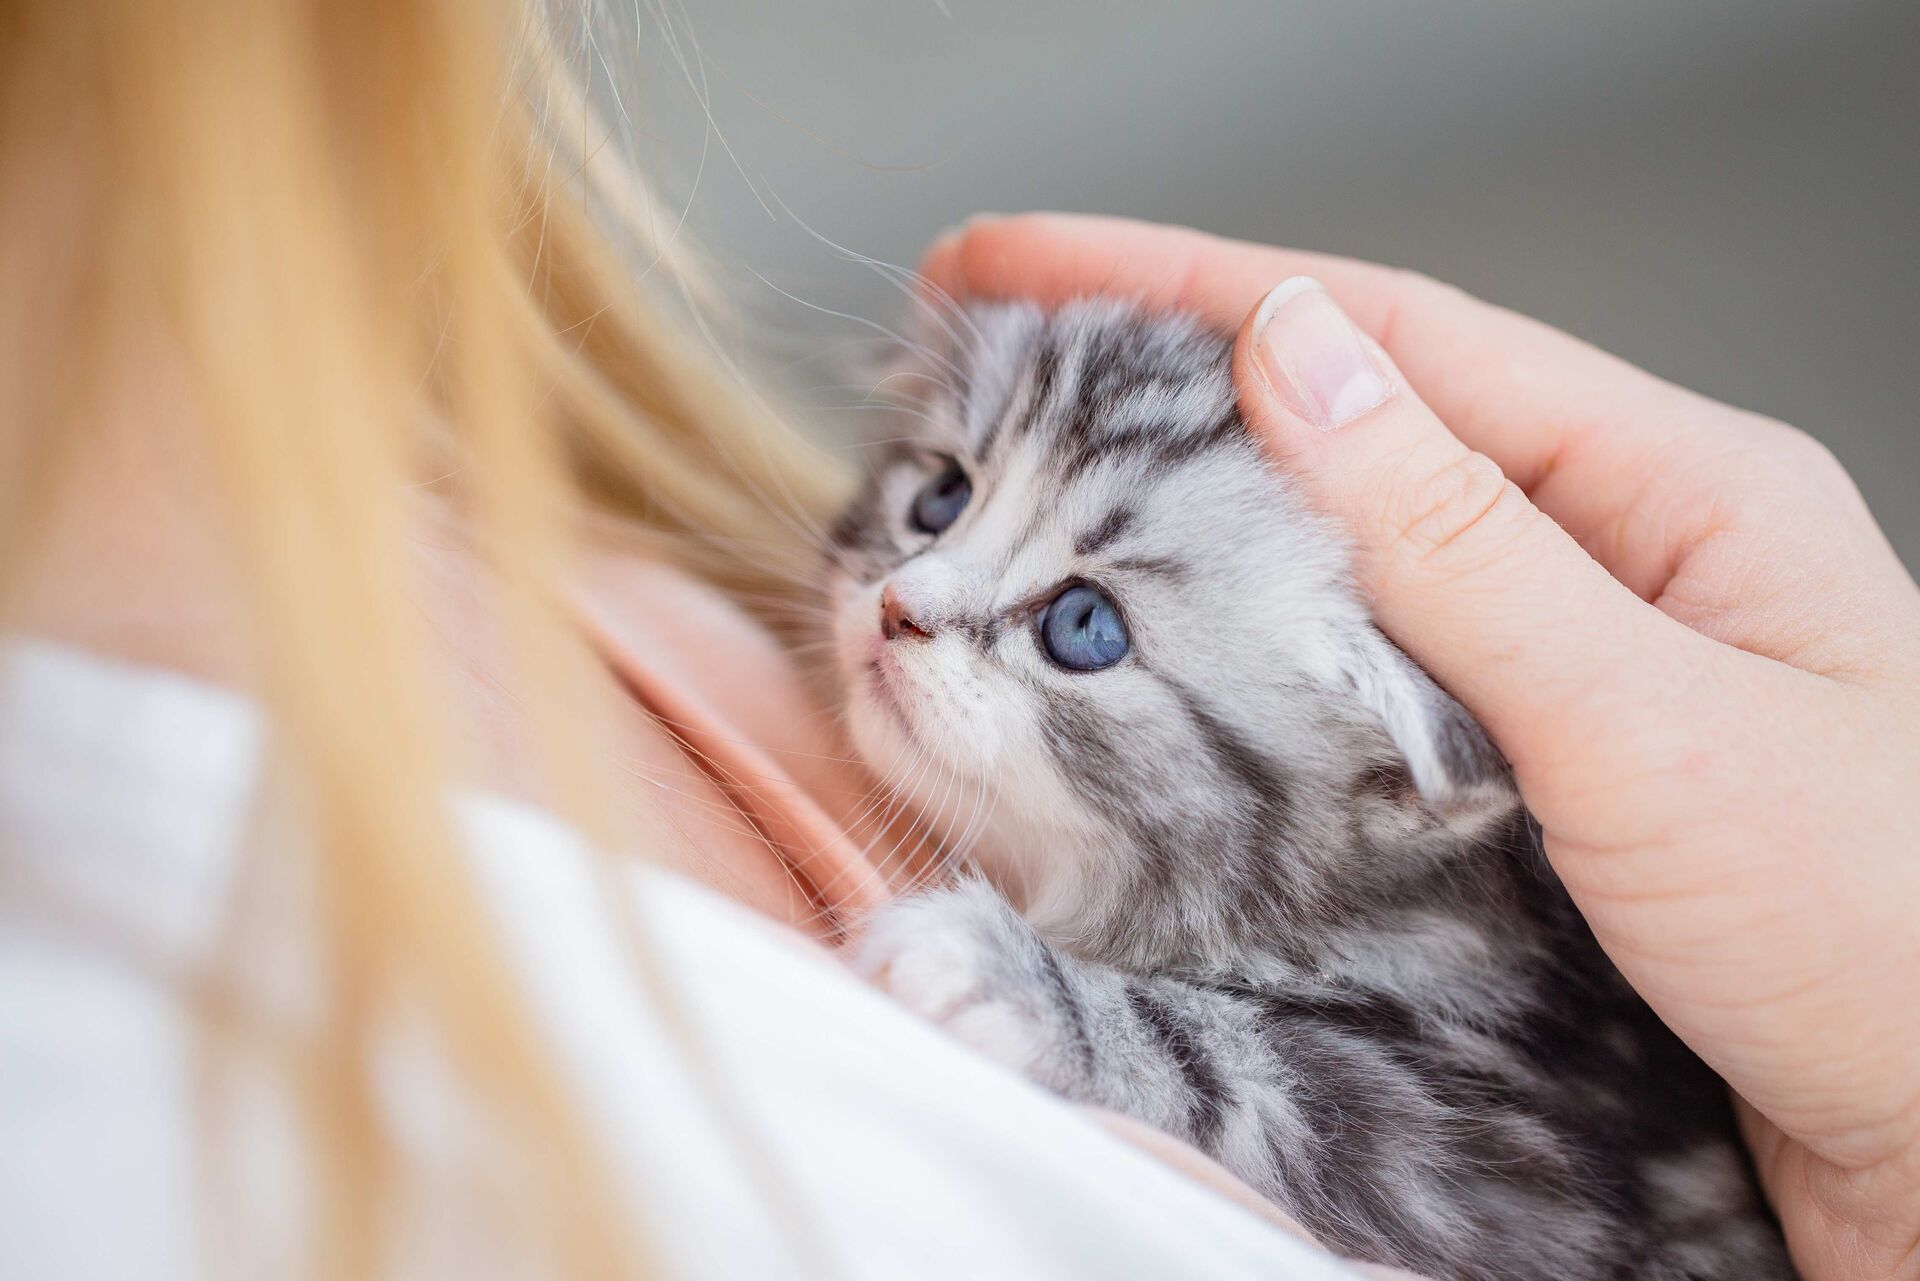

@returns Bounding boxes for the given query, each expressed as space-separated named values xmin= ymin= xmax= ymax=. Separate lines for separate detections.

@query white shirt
xmin=0 ymin=641 xmax=1361 ymax=1280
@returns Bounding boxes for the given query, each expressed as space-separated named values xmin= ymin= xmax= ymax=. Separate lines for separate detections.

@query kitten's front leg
xmin=850 ymin=880 xmax=1234 ymax=1152
xmin=850 ymin=879 xmax=1096 ymax=1094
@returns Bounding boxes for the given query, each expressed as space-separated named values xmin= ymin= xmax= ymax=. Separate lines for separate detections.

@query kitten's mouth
xmin=864 ymin=658 xmax=920 ymax=742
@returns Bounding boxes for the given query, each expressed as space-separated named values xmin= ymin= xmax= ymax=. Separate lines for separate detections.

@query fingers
xmin=1232 ymin=277 xmax=1716 ymax=783
xmin=925 ymin=214 xmax=1920 ymax=675
xmin=924 ymin=214 xmax=1725 ymax=600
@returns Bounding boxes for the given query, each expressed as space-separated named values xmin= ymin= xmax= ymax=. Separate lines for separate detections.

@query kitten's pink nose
xmin=880 ymin=585 xmax=929 ymax=641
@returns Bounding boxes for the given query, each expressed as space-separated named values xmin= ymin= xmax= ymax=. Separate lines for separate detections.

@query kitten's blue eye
xmin=910 ymin=461 xmax=971 ymax=534
xmin=1039 ymin=585 xmax=1129 ymax=672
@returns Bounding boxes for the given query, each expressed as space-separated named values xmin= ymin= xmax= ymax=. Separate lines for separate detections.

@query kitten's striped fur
xmin=825 ymin=300 xmax=1790 ymax=1281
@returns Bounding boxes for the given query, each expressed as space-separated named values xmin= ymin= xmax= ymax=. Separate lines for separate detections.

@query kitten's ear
xmin=1347 ymin=632 xmax=1516 ymax=825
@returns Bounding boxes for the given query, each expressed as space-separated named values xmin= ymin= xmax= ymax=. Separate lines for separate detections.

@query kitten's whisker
xmin=743 ymin=266 xmax=966 ymax=388
xmin=757 ymin=186 xmax=986 ymax=361
xmin=840 ymin=740 xmax=930 ymax=847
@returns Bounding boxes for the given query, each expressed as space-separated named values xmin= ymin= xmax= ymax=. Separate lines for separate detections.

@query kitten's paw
xmin=850 ymin=881 xmax=1069 ymax=1080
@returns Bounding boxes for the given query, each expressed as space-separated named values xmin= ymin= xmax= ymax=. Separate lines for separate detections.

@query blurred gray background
xmin=624 ymin=1 xmax=1919 ymax=566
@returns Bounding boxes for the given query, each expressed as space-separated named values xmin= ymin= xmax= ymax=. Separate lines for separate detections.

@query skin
xmin=922 ymin=212 xmax=1920 ymax=1281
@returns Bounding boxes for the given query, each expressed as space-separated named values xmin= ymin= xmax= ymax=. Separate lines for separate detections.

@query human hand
xmin=924 ymin=214 xmax=1920 ymax=1281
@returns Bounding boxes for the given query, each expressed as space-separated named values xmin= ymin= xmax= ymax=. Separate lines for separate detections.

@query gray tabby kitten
xmin=821 ymin=299 xmax=1792 ymax=1281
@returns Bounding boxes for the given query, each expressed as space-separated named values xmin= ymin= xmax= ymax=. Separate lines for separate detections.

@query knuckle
xmin=1385 ymin=450 xmax=1527 ymax=570
xmin=1732 ymin=414 xmax=1863 ymax=509
xmin=1733 ymin=413 xmax=1833 ymax=473
xmin=1767 ymin=421 xmax=1846 ymax=480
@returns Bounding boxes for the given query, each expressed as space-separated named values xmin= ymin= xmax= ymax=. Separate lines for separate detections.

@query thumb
xmin=1231 ymin=277 xmax=1701 ymax=783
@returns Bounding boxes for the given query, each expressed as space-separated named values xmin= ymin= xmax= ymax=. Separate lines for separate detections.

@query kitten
xmin=821 ymin=299 xmax=1792 ymax=1281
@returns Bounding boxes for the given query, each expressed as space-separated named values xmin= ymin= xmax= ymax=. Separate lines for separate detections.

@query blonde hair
xmin=0 ymin=1 xmax=847 ymax=1276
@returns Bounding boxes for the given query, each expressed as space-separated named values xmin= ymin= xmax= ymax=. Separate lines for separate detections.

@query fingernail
xmin=1252 ymin=277 xmax=1393 ymax=430
xmin=940 ymin=212 xmax=1004 ymax=242
xmin=928 ymin=213 xmax=1005 ymax=261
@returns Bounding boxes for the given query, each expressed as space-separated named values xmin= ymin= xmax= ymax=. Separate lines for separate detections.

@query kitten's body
xmin=824 ymin=300 xmax=1790 ymax=1281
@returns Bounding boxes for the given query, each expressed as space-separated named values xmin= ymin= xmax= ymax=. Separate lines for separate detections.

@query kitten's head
xmin=826 ymin=300 xmax=1515 ymax=961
